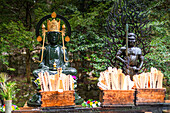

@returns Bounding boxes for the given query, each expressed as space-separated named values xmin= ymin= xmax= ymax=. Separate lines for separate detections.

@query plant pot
xmin=5 ymin=100 xmax=12 ymax=113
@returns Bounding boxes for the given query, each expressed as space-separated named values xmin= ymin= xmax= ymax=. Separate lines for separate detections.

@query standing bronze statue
xmin=28 ymin=12 xmax=77 ymax=106
xmin=116 ymin=33 xmax=144 ymax=80
xmin=105 ymin=0 xmax=151 ymax=80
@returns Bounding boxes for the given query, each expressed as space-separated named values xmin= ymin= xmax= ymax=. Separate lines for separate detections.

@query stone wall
xmin=0 ymin=54 xmax=38 ymax=77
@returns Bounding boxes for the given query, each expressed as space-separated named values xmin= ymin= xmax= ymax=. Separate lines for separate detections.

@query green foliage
xmin=145 ymin=24 xmax=169 ymax=81
xmin=66 ymin=1 xmax=113 ymax=76
xmin=0 ymin=21 xmax=35 ymax=50
xmin=0 ymin=73 xmax=10 ymax=83
xmin=0 ymin=21 xmax=36 ymax=71
xmin=0 ymin=0 xmax=169 ymax=105
xmin=144 ymin=0 xmax=169 ymax=82
xmin=0 ymin=0 xmax=49 ymax=75
xmin=13 ymin=77 xmax=37 ymax=107
xmin=0 ymin=73 xmax=19 ymax=100
xmin=0 ymin=0 xmax=169 ymax=81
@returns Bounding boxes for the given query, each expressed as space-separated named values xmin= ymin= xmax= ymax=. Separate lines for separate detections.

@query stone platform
xmin=11 ymin=102 xmax=170 ymax=113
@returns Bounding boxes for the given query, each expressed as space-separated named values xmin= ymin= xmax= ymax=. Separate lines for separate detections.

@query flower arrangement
xmin=34 ymin=77 xmax=41 ymax=90
xmin=0 ymin=73 xmax=18 ymax=100
xmin=0 ymin=104 xmax=19 ymax=112
xmin=34 ymin=78 xmax=40 ymax=85
xmin=81 ymin=99 xmax=101 ymax=108
xmin=72 ymin=75 xmax=76 ymax=80
xmin=72 ymin=75 xmax=77 ymax=89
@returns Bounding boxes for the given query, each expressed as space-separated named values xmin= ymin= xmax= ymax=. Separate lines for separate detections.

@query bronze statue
xmin=116 ymin=33 xmax=144 ymax=80
xmin=33 ymin=16 xmax=77 ymax=77
xmin=33 ymin=31 xmax=77 ymax=78
xmin=28 ymin=12 xmax=77 ymax=106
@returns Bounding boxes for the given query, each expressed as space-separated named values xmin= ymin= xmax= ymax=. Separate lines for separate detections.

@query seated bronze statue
xmin=33 ymin=31 xmax=77 ymax=78
xmin=28 ymin=12 xmax=77 ymax=106
xmin=116 ymin=33 xmax=144 ymax=80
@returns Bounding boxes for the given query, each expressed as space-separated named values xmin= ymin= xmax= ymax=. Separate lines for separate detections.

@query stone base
xmin=12 ymin=104 xmax=170 ymax=113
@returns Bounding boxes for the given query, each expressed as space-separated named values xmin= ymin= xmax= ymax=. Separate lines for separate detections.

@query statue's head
xmin=128 ymin=33 xmax=136 ymax=47
xmin=47 ymin=32 xmax=60 ymax=45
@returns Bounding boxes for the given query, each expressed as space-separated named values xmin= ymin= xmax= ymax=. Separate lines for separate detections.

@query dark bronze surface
xmin=33 ymin=32 xmax=77 ymax=77
xmin=28 ymin=32 xmax=77 ymax=107
xmin=116 ymin=33 xmax=144 ymax=80
xmin=105 ymin=0 xmax=151 ymax=70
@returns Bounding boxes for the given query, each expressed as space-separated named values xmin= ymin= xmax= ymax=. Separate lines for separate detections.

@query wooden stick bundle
xmin=133 ymin=67 xmax=163 ymax=88
xmin=98 ymin=67 xmax=134 ymax=90
xmin=38 ymin=70 xmax=74 ymax=92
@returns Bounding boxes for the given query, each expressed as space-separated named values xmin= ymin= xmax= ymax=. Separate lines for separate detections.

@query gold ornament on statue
xmin=47 ymin=19 xmax=60 ymax=32
xmin=51 ymin=12 xmax=57 ymax=18
xmin=37 ymin=36 xmax=42 ymax=42
xmin=34 ymin=12 xmax=72 ymax=63
xmin=62 ymin=24 xmax=66 ymax=29
xmin=65 ymin=36 xmax=70 ymax=42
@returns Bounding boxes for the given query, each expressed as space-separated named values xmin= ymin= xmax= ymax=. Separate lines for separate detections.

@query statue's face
xmin=128 ymin=33 xmax=136 ymax=47
xmin=47 ymin=32 xmax=60 ymax=45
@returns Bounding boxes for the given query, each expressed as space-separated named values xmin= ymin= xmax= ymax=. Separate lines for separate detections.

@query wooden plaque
xmin=40 ymin=91 xmax=75 ymax=107
xmin=135 ymin=88 xmax=166 ymax=105
xmin=100 ymin=90 xmax=135 ymax=107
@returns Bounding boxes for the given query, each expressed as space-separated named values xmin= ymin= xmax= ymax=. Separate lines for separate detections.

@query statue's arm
xmin=137 ymin=55 xmax=144 ymax=70
xmin=116 ymin=47 xmax=126 ymax=64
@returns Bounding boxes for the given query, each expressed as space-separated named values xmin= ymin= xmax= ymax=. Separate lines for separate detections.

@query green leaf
xmin=7 ymin=68 xmax=16 ymax=71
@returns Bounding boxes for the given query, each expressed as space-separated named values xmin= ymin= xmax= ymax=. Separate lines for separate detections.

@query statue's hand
xmin=39 ymin=63 xmax=49 ymax=69
xmin=62 ymin=65 xmax=67 ymax=69
xmin=123 ymin=60 xmax=128 ymax=64
xmin=124 ymin=56 xmax=130 ymax=65
xmin=132 ymin=66 xmax=140 ymax=71
xmin=42 ymin=65 xmax=49 ymax=69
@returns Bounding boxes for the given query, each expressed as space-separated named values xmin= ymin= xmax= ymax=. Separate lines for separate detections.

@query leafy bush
xmin=0 ymin=73 xmax=19 ymax=100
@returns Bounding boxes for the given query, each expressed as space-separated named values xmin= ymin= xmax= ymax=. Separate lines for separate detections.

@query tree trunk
xmin=26 ymin=48 xmax=31 ymax=83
